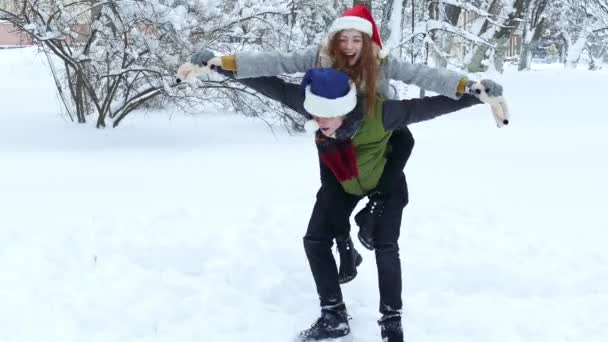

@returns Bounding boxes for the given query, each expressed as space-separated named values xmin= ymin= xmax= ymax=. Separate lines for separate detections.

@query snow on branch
xmin=438 ymin=0 xmax=495 ymax=18
xmin=437 ymin=0 xmax=513 ymax=24
xmin=398 ymin=19 xmax=494 ymax=50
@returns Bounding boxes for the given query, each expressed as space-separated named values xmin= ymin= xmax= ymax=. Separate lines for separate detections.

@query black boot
xmin=336 ymin=235 xmax=363 ymax=284
xmin=296 ymin=304 xmax=351 ymax=341
xmin=378 ymin=314 xmax=403 ymax=342
xmin=354 ymin=193 xmax=385 ymax=251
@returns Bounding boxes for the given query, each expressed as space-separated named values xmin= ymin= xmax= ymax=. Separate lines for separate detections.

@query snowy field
xmin=1 ymin=47 xmax=607 ymax=342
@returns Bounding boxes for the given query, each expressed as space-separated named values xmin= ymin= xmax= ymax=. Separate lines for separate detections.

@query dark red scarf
xmin=314 ymin=109 xmax=364 ymax=182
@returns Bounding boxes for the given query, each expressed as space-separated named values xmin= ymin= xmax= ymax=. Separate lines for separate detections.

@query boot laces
xmin=309 ymin=310 xmax=348 ymax=330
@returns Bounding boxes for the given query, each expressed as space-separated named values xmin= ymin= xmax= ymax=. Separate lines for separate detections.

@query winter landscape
xmin=2 ymin=1 xmax=608 ymax=342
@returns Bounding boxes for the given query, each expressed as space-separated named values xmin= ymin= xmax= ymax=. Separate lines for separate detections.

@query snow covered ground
xmin=1 ymin=47 xmax=607 ymax=342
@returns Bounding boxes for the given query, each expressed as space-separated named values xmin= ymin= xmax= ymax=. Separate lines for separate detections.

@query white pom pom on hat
xmin=304 ymin=119 xmax=320 ymax=132
xmin=378 ymin=47 xmax=389 ymax=59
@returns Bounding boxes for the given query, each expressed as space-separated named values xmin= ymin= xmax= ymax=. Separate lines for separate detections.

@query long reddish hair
xmin=328 ymin=32 xmax=380 ymax=116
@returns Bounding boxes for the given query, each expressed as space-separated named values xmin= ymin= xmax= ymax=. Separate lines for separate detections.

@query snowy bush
xmin=0 ymin=0 xmax=317 ymax=128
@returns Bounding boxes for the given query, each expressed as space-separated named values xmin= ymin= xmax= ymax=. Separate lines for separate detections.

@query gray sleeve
xmin=382 ymin=94 xmax=482 ymax=130
xmin=233 ymin=45 xmax=320 ymax=79
xmin=382 ymin=56 xmax=467 ymax=100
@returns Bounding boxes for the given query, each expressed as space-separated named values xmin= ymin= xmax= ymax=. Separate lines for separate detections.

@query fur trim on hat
xmin=317 ymin=38 xmax=386 ymax=68
xmin=303 ymin=82 xmax=357 ymax=118
xmin=328 ymin=16 xmax=373 ymax=37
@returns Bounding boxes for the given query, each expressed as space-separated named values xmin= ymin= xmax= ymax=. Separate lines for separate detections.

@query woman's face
xmin=314 ymin=116 xmax=344 ymax=138
xmin=337 ymin=30 xmax=364 ymax=65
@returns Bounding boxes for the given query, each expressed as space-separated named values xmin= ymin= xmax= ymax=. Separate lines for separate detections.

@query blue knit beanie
xmin=300 ymin=68 xmax=357 ymax=118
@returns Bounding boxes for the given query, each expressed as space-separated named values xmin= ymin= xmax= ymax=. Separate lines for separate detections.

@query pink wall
xmin=0 ymin=22 xmax=32 ymax=46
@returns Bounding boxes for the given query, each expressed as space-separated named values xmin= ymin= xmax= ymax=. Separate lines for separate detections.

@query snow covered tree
xmin=554 ymin=0 xmax=608 ymax=69
xmin=0 ymin=0 xmax=318 ymax=128
xmin=354 ymin=0 xmax=373 ymax=7
xmin=518 ymin=0 xmax=551 ymax=70
xmin=465 ymin=0 xmax=530 ymax=72
xmin=3 ymin=1 xmax=195 ymax=127
xmin=6 ymin=0 xmax=603 ymax=132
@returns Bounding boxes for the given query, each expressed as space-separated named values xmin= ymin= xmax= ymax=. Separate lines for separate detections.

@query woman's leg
xmin=356 ymin=128 xmax=413 ymax=250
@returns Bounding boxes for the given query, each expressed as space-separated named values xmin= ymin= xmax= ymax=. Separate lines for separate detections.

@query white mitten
xmin=469 ymin=79 xmax=510 ymax=128
xmin=175 ymin=62 xmax=212 ymax=83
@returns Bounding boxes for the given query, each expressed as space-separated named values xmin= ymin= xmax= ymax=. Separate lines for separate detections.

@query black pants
xmin=303 ymin=172 xmax=408 ymax=315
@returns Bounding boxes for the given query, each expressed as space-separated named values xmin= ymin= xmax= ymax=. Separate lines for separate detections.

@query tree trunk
xmin=560 ymin=32 xmax=570 ymax=65
xmin=441 ymin=3 xmax=461 ymax=59
xmin=466 ymin=0 xmax=503 ymax=72
xmin=597 ymin=45 xmax=608 ymax=63
xmin=468 ymin=0 xmax=529 ymax=73
xmin=381 ymin=0 xmax=406 ymax=57
xmin=493 ymin=40 xmax=507 ymax=73
xmin=353 ymin=0 xmax=372 ymax=8
xmin=518 ymin=4 xmax=532 ymax=71
xmin=518 ymin=0 xmax=549 ymax=70
xmin=566 ymin=33 xmax=589 ymax=69
xmin=380 ymin=0 xmax=395 ymax=42
xmin=430 ymin=2 xmax=461 ymax=68
xmin=518 ymin=41 xmax=533 ymax=70
xmin=427 ymin=0 xmax=442 ymax=68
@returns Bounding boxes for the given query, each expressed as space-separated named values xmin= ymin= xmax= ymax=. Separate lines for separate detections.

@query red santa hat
xmin=328 ymin=5 xmax=388 ymax=58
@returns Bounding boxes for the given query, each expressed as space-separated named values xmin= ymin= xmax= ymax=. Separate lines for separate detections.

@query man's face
xmin=338 ymin=30 xmax=364 ymax=65
xmin=314 ymin=116 xmax=344 ymax=137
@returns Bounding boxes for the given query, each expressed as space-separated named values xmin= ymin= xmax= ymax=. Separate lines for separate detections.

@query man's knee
xmin=303 ymin=237 xmax=335 ymax=262
xmin=303 ymin=236 xmax=334 ymax=250
xmin=374 ymin=241 xmax=399 ymax=254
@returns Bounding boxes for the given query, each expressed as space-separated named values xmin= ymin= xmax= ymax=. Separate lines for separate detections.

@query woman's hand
xmin=469 ymin=79 xmax=510 ymax=127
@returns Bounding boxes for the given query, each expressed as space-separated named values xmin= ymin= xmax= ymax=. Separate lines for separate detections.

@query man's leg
xmin=297 ymin=185 xmax=360 ymax=341
xmin=303 ymin=184 xmax=360 ymax=306
xmin=373 ymin=173 xmax=408 ymax=315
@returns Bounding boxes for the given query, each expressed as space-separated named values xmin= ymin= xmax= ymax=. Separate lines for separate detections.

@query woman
xmin=196 ymin=5 xmax=477 ymax=107
xmin=195 ymin=65 xmax=489 ymax=342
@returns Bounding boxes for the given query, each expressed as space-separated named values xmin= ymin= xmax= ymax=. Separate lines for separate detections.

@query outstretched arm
xmin=177 ymin=54 xmax=308 ymax=117
xmin=196 ymin=45 xmax=320 ymax=79
xmin=382 ymin=56 xmax=469 ymax=100
xmin=381 ymin=57 xmax=510 ymax=126
xmin=382 ymin=94 xmax=482 ymax=130
xmin=215 ymin=68 xmax=308 ymax=117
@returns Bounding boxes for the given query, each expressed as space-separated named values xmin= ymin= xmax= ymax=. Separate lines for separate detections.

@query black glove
xmin=354 ymin=191 xmax=385 ymax=251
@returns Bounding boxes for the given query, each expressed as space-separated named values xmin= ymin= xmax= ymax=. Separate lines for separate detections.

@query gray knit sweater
xmin=231 ymin=44 xmax=467 ymax=100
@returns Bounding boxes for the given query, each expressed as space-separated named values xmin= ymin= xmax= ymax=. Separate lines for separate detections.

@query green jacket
xmin=340 ymin=99 xmax=391 ymax=195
